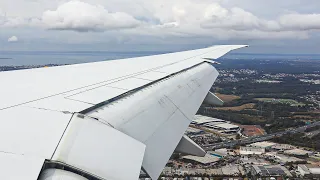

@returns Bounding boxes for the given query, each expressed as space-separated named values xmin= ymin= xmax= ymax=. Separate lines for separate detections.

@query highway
xmin=203 ymin=121 xmax=320 ymax=150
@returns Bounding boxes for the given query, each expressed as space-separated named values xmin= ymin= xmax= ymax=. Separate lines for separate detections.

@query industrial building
xmin=240 ymin=146 xmax=265 ymax=155
xmin=182 ymin=153 xmax=221 ymax=165
xmin=192 ymin=115 xmax=240 ymax=133
xmin=185 ymin=127 xmax=204 ymax=135
xmin=298 ymin=164 xmax=320 ymax=178
xmin=284 ymin=149 xmax=313 ymax=157
xmin=271 ymin=143 xmax=296 ymax=151
xmin=206 ymin=123 xmax=240 ymax=133
xmin=214 ymin=148 xmax=235 ymax=156
xmin=240 ymin=156 xmax=270 ymax=165
xmin=251 ymin=165 xmax=292 ymax=177
xmin=192 ymin=115 xmax=225 ymax=125
xmin=249 ymin=141 xmax=276 ymax=150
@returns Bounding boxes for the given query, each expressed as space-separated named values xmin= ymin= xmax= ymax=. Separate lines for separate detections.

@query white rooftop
xmin=271 ymin=143 xmax=296 ymax=150
xmin=284 ymin=149 xmax=313 ymax=156
xmin=205 ymin=121 xmax=224 ymax=126
xmin=249 ymin=141 xmax=276 ymax=148
xmin=193 ymin=115 xmax=225 ymax=124
xmin=240 ymin=146 xmax=265 ymax=155
xmin=276 ymin=154 xmax=302 ymax=163
xmin=298 ymin=164 xmax=320 ymax=175
xmin=182 ymin=154 xmax=220 ymax=164
xmin=308 ymin=165 xmax=320 ymax=175
xmin=213 ymin=123 xmax=239 ymax=129
xmin=185 ymin=127 xmax=203 ymax=133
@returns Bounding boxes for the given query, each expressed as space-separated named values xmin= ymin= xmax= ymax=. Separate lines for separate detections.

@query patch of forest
xmin=272 ymin=132 xmax=320 ymax=151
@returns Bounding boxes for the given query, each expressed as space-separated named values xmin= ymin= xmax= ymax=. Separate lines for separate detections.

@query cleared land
xmin=213 ymin=103 xmax=255 ymax=111
xmin=293 ymin=115 xmax=314 ymax=119
xmin=240 ymin=125 xmax=266 ymax=137
xmin=254 ymin=98 xmax=305 ymax=106
xmin=215 ymin=93 xmax=240 ymax=102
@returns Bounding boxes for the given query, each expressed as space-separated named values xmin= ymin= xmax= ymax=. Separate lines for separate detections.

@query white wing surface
xmin=0 ymin=45 xmax=247 ymax=180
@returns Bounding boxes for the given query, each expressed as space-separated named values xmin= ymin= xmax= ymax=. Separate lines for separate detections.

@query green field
xmin=254 ymin=98 xmax=305 ymax=106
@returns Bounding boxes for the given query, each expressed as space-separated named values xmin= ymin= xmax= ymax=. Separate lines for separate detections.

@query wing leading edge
xmin=0 ymin=45 xmax=247 ymax=180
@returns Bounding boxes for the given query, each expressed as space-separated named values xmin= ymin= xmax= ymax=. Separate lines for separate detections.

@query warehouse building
xmin=298 ymin=164 xmax=320 ymax=178
xmin=284 ymin=149 xmax=313 ymax=157
xmin=271 ymin=143 xmax=296 ymax=151
xmin=206 ymin=123 xmax=240 ymax=133
xmin=251 ymin=165 xmax=292 ymax=177
xmin=249 ymin=141 xmax=276 ymax=150
xmin=192 ymin=115 xmax=240 ymax=133
xmin=192 ymin=115 xmax=226 ymax=125
xmin=185 ymin=127 xmax=204 ymax=135
xmin=182 ymin=153 xmax=221 ymax=165
xmin=240 ymin=146 xmax=265 ymax=155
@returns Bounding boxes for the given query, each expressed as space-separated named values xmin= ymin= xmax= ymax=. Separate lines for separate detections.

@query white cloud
xmin=1 ymin=0 xmax=320 ymax=43
xmin=41 ymin=1 xmax=141 ymax=32
xmin=155 ymin=22 xmax=179 ymax=29
xmin=279 ymin=13 xmax=320 ymax=31
xmin=0 ymin=10 xmax=41 ymax=28
xmin=200 ymin=3 xmax=316 ymax=33
xmin=8 ymin=36 xmax=18 ymax=42
xmin=201 ymin=4 xmax=273 ymax=31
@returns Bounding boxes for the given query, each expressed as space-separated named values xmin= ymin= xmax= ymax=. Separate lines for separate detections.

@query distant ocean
xmin=0 ymin=51 xmax=320 ymax=66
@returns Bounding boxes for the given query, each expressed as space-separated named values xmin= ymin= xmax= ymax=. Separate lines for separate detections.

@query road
xmin=203 ymin=121 xmax=320 ymax=150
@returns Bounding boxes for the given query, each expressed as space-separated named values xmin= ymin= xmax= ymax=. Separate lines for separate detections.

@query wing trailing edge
xmin=174 ymin=135 xmax=206 ymax=157
xmin=204 ymin=91 xmax=224 ymax=106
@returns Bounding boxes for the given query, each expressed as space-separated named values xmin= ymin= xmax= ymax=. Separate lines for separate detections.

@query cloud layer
xmin=1 ymin=0 xmax=320 ymax=41
xmin=201 ymin=3 xmax=320 ymax=33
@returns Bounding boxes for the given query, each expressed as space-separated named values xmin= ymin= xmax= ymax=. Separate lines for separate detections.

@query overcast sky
xmin=1 ymin=0 xmax=320 ymax=53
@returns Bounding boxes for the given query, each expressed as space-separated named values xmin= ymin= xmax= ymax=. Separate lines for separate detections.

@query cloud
xmin=155 ymin=22 xmax=179 ymax=29
xmin=8 ymin=36 xmax=18 ymax=42
xmin=279 ymin=13 xmax=320 ymax=31
xmin=201 ymin=4 xmax=275 ymax=31
xmin=200 ymin=3 xmax=320 ymax=33
xmin=1 ymin=0 xmax=320 ymax=42
xmin=41 ymin=1 xmax=141 ymax=32
xmin=0 ymin=10 xmax=41 ymax=28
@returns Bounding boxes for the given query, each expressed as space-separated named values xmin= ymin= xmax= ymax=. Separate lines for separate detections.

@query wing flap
xmin=175 ymin=135 xmax=206 ymax=157
xmin=0 ymin=152 xmax=44 ymax=180
xmin=142 ymin=110 xmax=189 ymax=179
xmin=52 ymin=114 xmax=145 ymax=180
xmin=86 ymin=63 xmax=218 ymax=179
xmin=0 ymin=106 xmax=73 ymax=158
xmin=204 ymin=91 xmax=224 ymax=106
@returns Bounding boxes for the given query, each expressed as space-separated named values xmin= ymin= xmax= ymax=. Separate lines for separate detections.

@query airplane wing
xmin=0 ymin=45 xmax=247 ymax=180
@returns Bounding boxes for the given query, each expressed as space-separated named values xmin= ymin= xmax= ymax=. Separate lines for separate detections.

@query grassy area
xmin=213 ymin=103 xmax=255 ymax=111
xmin=254 ymin=98 xmax=305 ymax=106
xmin=215 ymin=93 xmax=240 ymax=102
xmin=293 ymin=115 xmax=314 ymax=119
